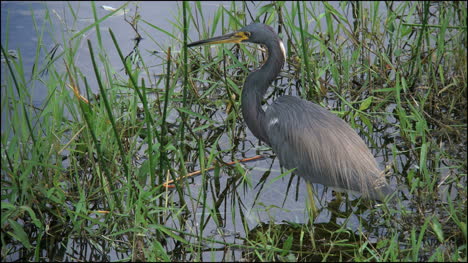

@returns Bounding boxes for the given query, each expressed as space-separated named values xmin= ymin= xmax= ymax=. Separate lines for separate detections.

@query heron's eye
xmin=245 ymin=32 xmax=251 ymax=37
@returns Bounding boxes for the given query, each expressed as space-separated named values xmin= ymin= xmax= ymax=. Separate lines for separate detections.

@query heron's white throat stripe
xmin=268 ymin=117 xmax=279 ymax=127
xmin=279 ymin=40 xmax=286 ymax=58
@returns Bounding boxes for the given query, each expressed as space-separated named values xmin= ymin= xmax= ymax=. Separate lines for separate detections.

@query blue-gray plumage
xmin=188 ymin=23 xmax=392 ymax=200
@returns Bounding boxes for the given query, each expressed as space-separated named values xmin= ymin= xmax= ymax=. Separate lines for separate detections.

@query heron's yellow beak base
xmin=188 ymin=31 xmax=250 ymax=47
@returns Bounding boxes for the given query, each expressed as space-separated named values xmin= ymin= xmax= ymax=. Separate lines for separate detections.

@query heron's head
xmin=188 ymin=23 xmax=280 ymax=48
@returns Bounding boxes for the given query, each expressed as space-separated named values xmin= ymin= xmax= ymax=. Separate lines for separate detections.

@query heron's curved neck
xmin=241 ymin=38 xmax=285 ymax=145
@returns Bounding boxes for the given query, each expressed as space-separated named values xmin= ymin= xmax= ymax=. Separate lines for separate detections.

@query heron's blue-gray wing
xmin=264 ymin=95 xmax=391 ymax=200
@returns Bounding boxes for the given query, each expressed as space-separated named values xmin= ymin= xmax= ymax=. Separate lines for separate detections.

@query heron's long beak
xmin=188 ymin=31 xmax=250 ymax=47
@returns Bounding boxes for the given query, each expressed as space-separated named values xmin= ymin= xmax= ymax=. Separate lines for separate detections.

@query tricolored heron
xmin=188 ymin=23 xmax=392 ymax=200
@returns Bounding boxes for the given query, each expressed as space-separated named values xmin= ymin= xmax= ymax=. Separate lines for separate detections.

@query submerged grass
xmin=1 ymin=1 xmax=466 ymax=262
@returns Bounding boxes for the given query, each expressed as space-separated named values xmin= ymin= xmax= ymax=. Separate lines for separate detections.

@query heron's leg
xmin=306 ymin=183 xmax=318 ymax=250
xmin=335 ymin=191 xmax=343 ymax=203
xmin=306 ymin=183 xmax=318 ymax=220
